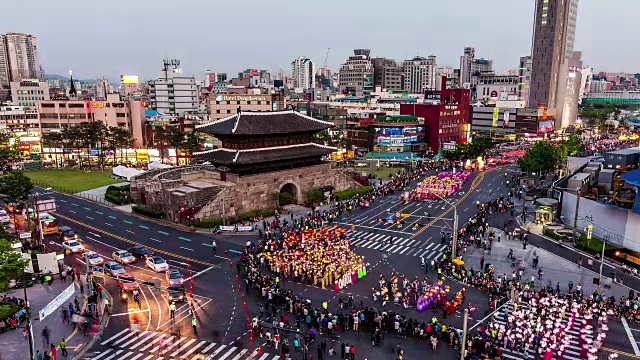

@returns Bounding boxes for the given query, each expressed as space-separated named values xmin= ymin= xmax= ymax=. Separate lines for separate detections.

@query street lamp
xmin=430 ymin=192 xmax=459 ymax=260
xmin=597 ymin=234 xmax=610 ymax=293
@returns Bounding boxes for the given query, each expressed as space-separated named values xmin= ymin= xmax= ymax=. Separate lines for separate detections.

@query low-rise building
xmin=208 ymin=92 xmax=285 ymax=120
xmin=471 ymin=105 xmax=517 ymax=134
xmin=10 ymin=79 xmax=49 ymax=108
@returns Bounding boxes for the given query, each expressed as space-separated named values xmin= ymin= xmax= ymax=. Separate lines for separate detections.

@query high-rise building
xmin=518 ymin=56 xmax=533 ymax=106
xmin=556 ymin=51 xmax=583 ymax=129
xmin=291 ymin=57 xmax=316 ymax=90
xmin=338 ymin=49 xmax=374 ymax=96
xmin=0 ymin=33 xmax=43 ymax=87
xmin=529 ymin=0 xmax=579 ymax=112
xmin=403 ymin=56 xmax=437 ymax=93
xmin=459 ymin=47 xmax=475 ymax=87
xmin=149 ymin=59 xmax=198 ymax=115
xmin=372 ymin=58 xmax=403 ymax=91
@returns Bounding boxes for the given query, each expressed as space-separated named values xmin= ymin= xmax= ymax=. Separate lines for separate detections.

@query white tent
xmin=148 ymin=162 xmax=173 ymax=170
xmin=112 ymin=165 xmax=145 ymax=181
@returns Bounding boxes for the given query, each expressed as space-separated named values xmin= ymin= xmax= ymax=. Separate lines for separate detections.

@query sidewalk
xmin=0 ymin=279 xmax=85 ymax=360
xmin=462 ymin=227 xmax=629 ymax=299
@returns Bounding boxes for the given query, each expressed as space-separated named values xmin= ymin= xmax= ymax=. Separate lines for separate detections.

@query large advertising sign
xmin=121 ymin=75 xmax=139 ymax=84
xmin=538 ymin=120 xmax=554 ymax=133
xmin=492 ymin=107 xmax=500 ymax=127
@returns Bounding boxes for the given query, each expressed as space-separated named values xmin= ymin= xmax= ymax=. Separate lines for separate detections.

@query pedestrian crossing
xmin=489 ymin=302 xmax=594 ymax=360
xmin=346 ymin=229 xmax=448 ymax=260
xmin=89 ymin=329 xmax=280 ymax=360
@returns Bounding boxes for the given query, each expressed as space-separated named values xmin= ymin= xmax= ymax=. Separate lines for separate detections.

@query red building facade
xmin=400 ymin=81 xmax=471 ymax=154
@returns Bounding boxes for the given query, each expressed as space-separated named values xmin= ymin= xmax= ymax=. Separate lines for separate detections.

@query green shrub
xmin=333 ymin=186 xmax=372 ymax=201
xmin=304 ymin=189 xmax=325 ymax=205
xmin=0 ymin=302 xmax=19 ymax=320
xmin=197 ymin=218 xmax=225 ymax=228
xmin=132 ymin=205 xmax=165 ymax=219
xmin=105 ymin=184 xmax=132 ymax=205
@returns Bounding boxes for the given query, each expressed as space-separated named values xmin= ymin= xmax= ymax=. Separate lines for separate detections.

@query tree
xmin=107 ymin=127 xmax=134 ymax=165
xmin=518 ymin=141 xmax=559 ymax=175
xmin=0 ymin=172 xmax=33 ymax=205
xmin=303 ymin=189 xmax=325 ymax=205
xmin=182 ymin=133 xmax=201 ymax=165
xmin=41 ymin=132 xmax=63 ymax=168
xmin=0 ymin=232 xmax=30 ymax=292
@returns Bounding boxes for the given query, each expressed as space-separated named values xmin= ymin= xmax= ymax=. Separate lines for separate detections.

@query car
xmin=167 ymin=285 xmax=186 ymax=302
xmin=112 ymin=250 xmax=136 ymax=265
xmin=166 ymin=270 xmax=184 ymax=286
xmin=103 ymin=261 xmax=126 ymax=276
xmin=127 ymin=245 xmax=154 ymax=259
xmin=116 ymin=273 xmax=139 ymax=291
xmin=146 ymin=256 xmax=169 ymax=272
xmin=58 ymin=226 xmax=77 ymax=241
xmin=62 ymin=240 xmax=84 ymax=254
xmin=83 ymin=251 xmax=104 ymax=266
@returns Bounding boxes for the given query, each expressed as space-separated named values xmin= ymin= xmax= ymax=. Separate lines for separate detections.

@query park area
xmin=25 ymin=169 xmax=125 ymax=193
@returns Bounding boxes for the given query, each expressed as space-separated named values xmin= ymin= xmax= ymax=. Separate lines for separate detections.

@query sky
xmin=2 ymin=0 xmax=637 ymax=81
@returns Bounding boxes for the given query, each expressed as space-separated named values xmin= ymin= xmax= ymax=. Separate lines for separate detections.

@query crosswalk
xmin=88 ymin=329 xmax=280 ymax=360
xmin=490 ymin=302 xmax=593 ymax=360
xmin=346 ymin=229 xmax=448 ymax=260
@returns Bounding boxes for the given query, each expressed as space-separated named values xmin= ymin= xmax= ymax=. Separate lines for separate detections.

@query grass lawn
xmin=368 ymin=167 xmax=403 ymax=179
xmin=25 ymin=169 xmax=125 ymax=193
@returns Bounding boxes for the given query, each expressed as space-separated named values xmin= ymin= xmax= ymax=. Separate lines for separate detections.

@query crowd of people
xmin=410 ymin=171 xmax=471 ymax=200
xmin=257 ymin=227 xmax=367 ymax=291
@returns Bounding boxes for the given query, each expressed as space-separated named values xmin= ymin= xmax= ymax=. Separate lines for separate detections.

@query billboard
xmin=538 ymin=120 xmax=554 ymax=133
xmin=121 ymin=75 xmax=139 ymax=84
xmin=492 ymin=107 xmax=500 ymax=127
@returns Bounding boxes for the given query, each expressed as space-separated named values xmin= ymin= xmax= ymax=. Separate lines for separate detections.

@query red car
xmin=117 ymin=273 xmax=139 ymax=291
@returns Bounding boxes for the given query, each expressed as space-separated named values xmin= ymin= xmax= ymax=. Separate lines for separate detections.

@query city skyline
xmin=2 ymin=0 xmax=638 ymax=81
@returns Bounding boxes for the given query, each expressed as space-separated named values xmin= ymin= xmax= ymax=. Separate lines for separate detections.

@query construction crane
xmin=323 ymin=47 xmax=331 ymax=68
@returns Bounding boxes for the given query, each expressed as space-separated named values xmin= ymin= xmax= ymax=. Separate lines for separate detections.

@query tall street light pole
xmin=597 ymin=235 xmax=609 ymax=293
xmin=432 ymin=193 xmax=459 ymax=259
xmin=460 ymin=308 xmax=469 ymax=360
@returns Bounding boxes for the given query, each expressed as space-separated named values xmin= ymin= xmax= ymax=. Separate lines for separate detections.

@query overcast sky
xmin=2 ymin=0 xmax=636 ymax=81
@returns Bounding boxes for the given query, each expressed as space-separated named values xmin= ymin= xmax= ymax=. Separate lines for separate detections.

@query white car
xmin=112 ymin=250 xmax=136 ymax=265
xmin=146 ymin=256 xmax=169 ymax=272
xmin=83 ymin=251 xmax=104 ymax=266
xmin=62 ymin=240 xmax=84 ymax=253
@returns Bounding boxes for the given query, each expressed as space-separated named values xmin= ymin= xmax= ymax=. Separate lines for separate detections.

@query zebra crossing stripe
xmin=371 ymin=233 xmax=385 ymax=241
xmin=112 ymin=331 xmax=138 ymax=346
xmin=424 ymin=243 xmax=434 ymax=250
xmin=180 ymin=340 xmax=208 ymax=358
xmin=101 ymin=329 xmax=129 ymax=345
xmin=398 ymin=247 xmax=409 ymax=255
xmin=361 ymin=240 xmax=374 ymax=248
xmin=130 ymin=332 xmax=156 ymax=349
xmin=90 ymin=349 xmax=114 ymax=360
xmin=404 ymin=239 xmax=416 ymax=247
xmin=218 ymin=347 xmax=238 ymax=360
xmin=231 ymin=349 xmax=249 ymax=360
xmin=139 ymin=333 xmax=167 ymax=352
xmin=118 ymin=353 xmax=137 ymax=360
xmin=363 ymin=233 xmax=376 ymax=240
xmin=209 ymin=344 xmax=227 ymax=358
xmin=127 ymin=353 xmax=145 ymax=360
xmin=170 ymin=338 xmax=197 ymax=357
xmin=101 ymin=350 xmax=124 ymax=360
xmin=386 ymin=245 xmax=398 ymax=253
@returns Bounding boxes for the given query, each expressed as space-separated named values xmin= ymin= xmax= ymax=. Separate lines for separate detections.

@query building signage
xmin=91 ymin=102 xmax=106 ymax=108
xmin=425 ymin=90 xmax=441 ymax=101
xmin=215 ymin=94 xmax=267 ymax=102
xmin=538 ymin=120 xmax=554 ymax=133
xmin=518 ymin=108 xmax=540 ymax=116
xmin=503 ymin=110 xmax=510 ymax=127
xmin=492 ymin=107 xmax=500 ymax=127
xmin=121 ymin=75 xmax=139 ymax=84
xmin=490 ymin=90 xmax=498 ymax=98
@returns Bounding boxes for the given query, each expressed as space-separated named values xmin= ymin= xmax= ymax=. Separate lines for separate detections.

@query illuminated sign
xmin=141 ymin=101 xmax=149 ymax=108
xmin=92 ymin=102 xmax=106 ymax=108
xmin=490 ymin=90 xmax=498 ymax=98
xmin=538 ymin=120 xmax=554 ymax=133
xmin=492 ymin=107 xmax=500 ymax=127
xmin=121 ymin=75 xmax=139 ymax=84
xmin=214 ymin=94 xmax=267 ymax=102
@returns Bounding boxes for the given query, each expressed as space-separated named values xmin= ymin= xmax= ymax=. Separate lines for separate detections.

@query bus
xmin=31 ymin=212 xmax=59 ymax=235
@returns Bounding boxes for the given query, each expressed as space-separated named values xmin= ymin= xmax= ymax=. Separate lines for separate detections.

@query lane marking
xmin=140 ymin=225 xmax=150 ymax=230
xmin=54 ymin=213 xmax=221 ymax=267
xmin=89 ymin=232 xmax=101 ymax=238
xmin=108 ymin=215 xmax=116 ymax=219
xmin=84 ymin=207 xmax=92 ymax=211
xmin=86 ymin=216 xmax=94 ymax=220
xmin=178 ymin=236 xmax=191 ymax=242
xmin=105 ymin=223 xmax=113 ymax=227
xmin=95 ymin=211 xmax=104 ymax=215
xmin=72 ymin=203 xmax=79 ymax=206
xmin=123 ymin=220 xmax=133 ymax=224
xmin=180 ymin=246 xmax=194 ymax=251
xmin=110 ymin=309 xmax=151 ymax=317
xmin=622 ymin=317 xmax=640 ymax=355
xmin=69 ymin=210 xmax=76 ymax=214
xmin=126 ymin=230 xmax=135 ymax=234
xmin=58 ymin=199 xmax=67 ymax=203
xmin=158 ymin=231 xmax=169 ymax=236
xmin=150 ymin=238 xmax=161 ymax=243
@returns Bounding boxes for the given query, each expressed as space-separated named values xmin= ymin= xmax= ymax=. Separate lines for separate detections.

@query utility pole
xmin=23 ymin=272 xmax=35 ymax=359
xmin=597 ymin=235 xmax=608 ymax=293
xmin=572 ymin=189 xmax=581 ymax=244
xmin=452 ymin=207 xmax=459 ymax=259
xmin=460 ymin=308 xmax=469 ymax=360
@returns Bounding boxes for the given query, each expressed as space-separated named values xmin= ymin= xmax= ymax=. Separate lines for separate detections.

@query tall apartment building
xmin=529 ymin=0 xmax=579 ymax=112
xmin=338 ymin=49 xmax=374 ymax=96
xmin=0 ymin=33 xmax=43 ymax=88
xmin=291 ymin=57 xmax=316 ymax=89
xmin=372 ymin=58 xmax=403 ymax=91
xmin=459 ymin=47 xmax=475 ymax=87
xmin=518 ymin=56 xmax=533 ymax=106
xmin=403 ymin=56 xmax=437 ymax=93
xmin=149 ymin=61 xmax=198 ymax=115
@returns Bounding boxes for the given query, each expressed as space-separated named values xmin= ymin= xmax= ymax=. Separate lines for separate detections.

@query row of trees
xmin=41 ymin=122 xmax=200 ymax=168
xmin=0 ymin=172 xmax=34 ymax=292
xmin=578 ymin=103 xmax=626 ymax=127
xmin=442 ymin=136 xmax=494 ymax=161
xmin=517 ymin=134 xmax=584 ymax=175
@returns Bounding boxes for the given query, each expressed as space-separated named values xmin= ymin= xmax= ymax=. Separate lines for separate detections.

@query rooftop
xmin=193 ymin=143 xmax=335 ymax=165
xmin=195 ymin=110 xmax=333 ymax=136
